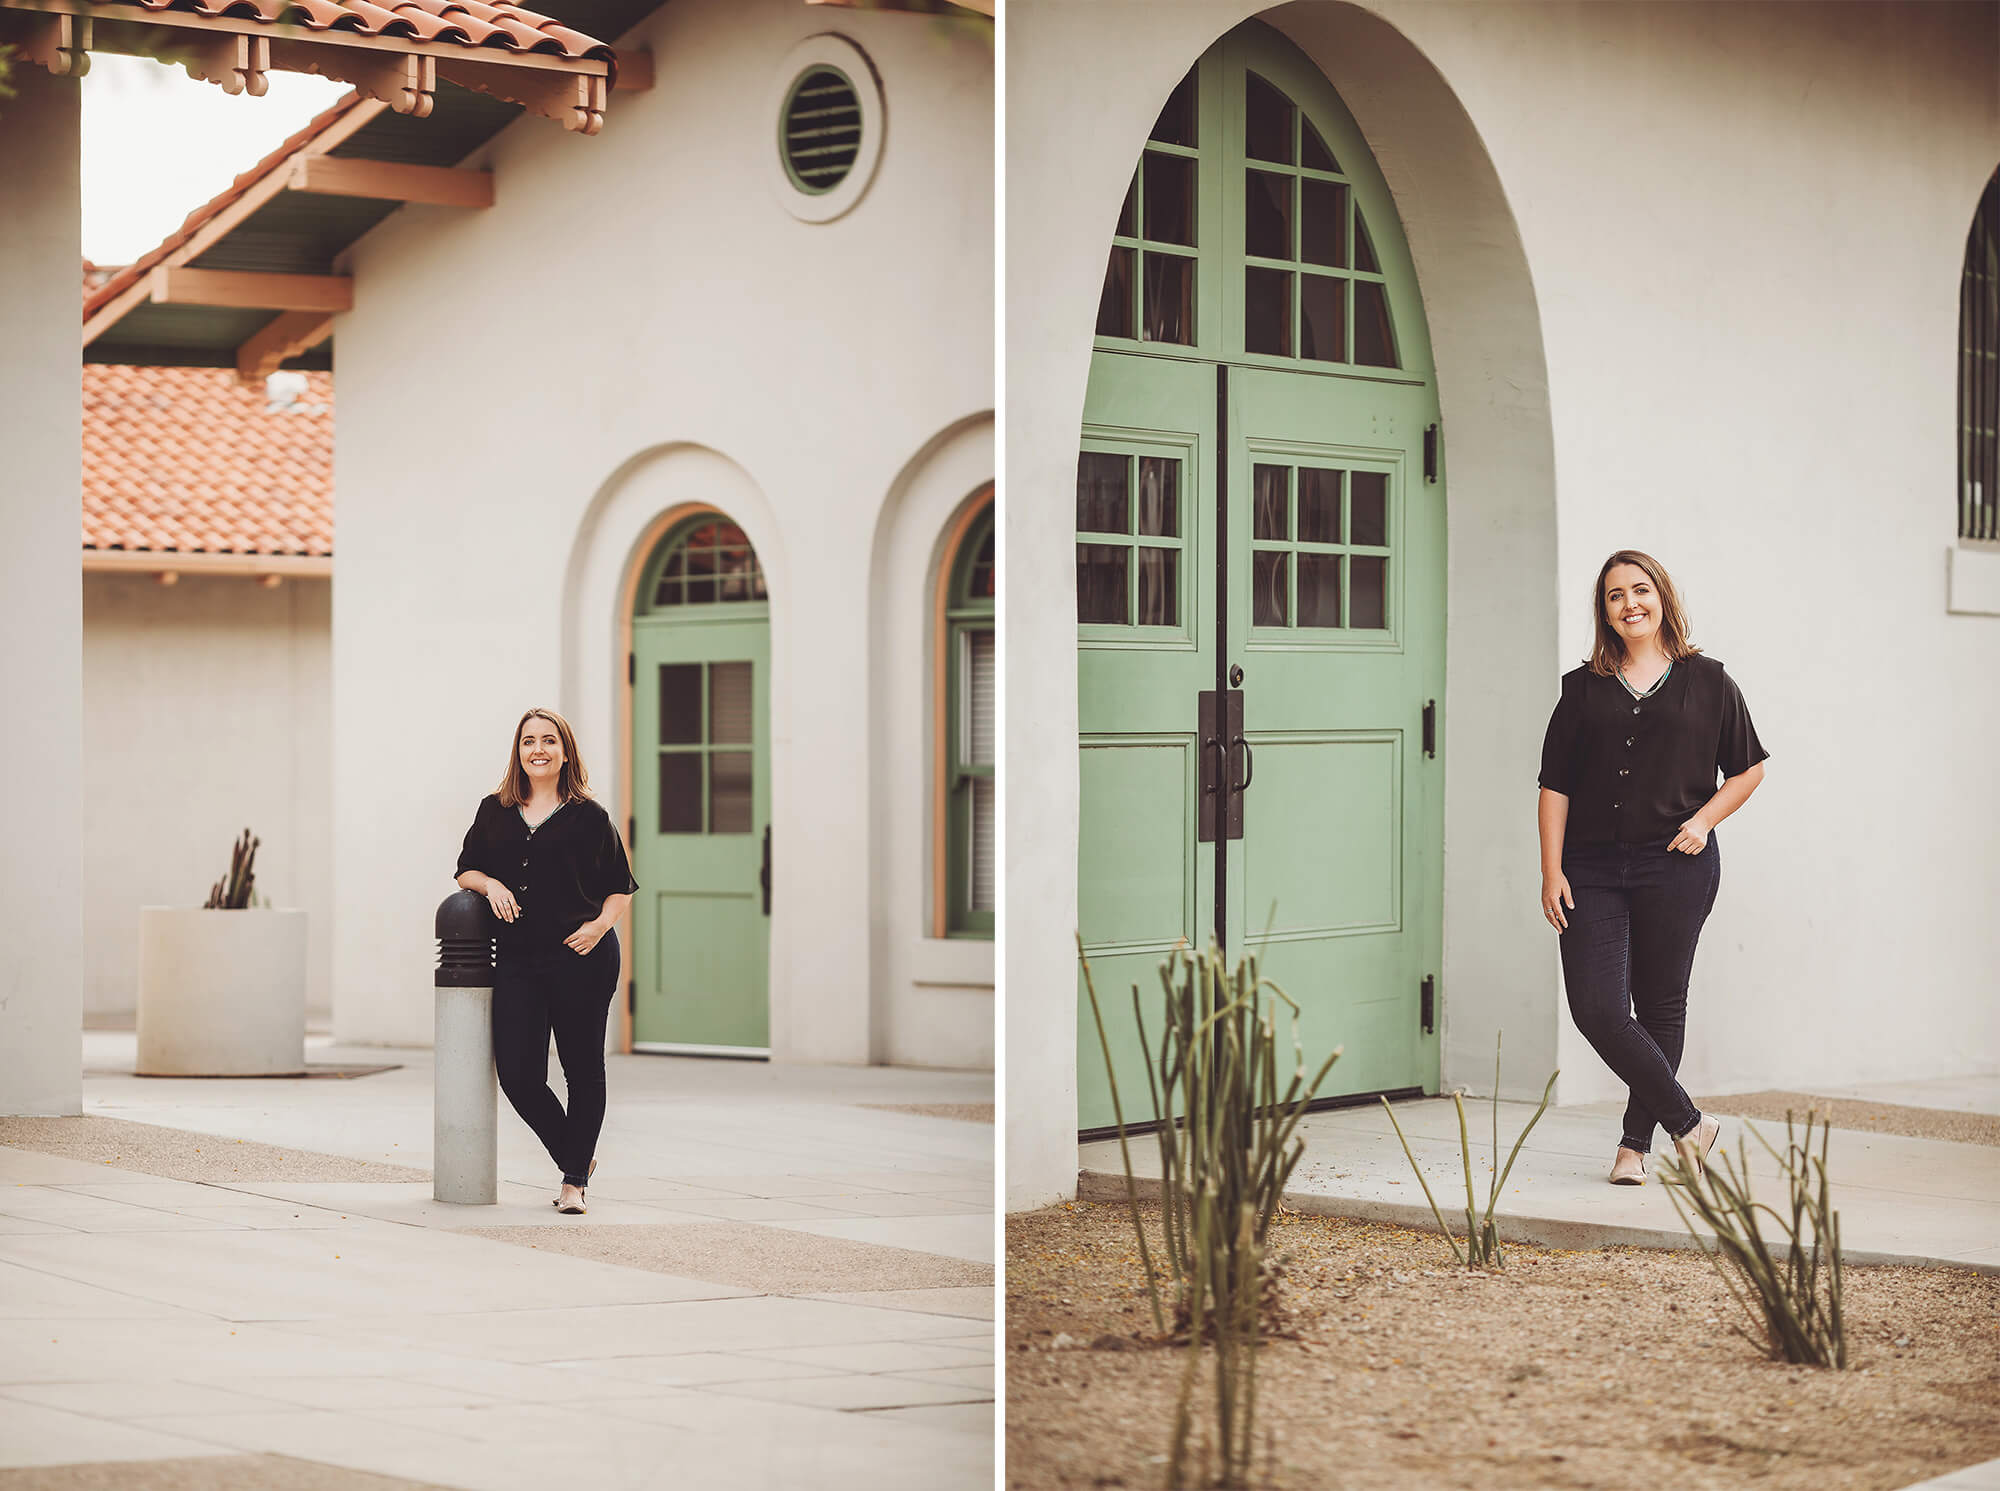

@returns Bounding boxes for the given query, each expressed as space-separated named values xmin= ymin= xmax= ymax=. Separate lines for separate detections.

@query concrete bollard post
xmin=434 ymin=890 xmax=499 ymax=1204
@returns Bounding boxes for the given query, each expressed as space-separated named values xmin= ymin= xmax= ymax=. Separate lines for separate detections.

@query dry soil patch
xmin=456 ymin=1219 xmax=993 ymax=1294
xmin=858 ymin=1103 xmax=997 ymax=1124
xmin=0 ymin=1115 xmax=428 ymax=1183
xmin=0 ymin=1455 xmax=454 ymax=1490
xmin=1694 ymin=1091 xmax=2000 ymax=1148
xmin=1007 ymin=1200 xmax=2000 ymax=1491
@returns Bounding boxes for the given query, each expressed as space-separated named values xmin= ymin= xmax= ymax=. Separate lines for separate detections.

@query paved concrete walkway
xmin=1079 ymin=1073 xmax=2000 ymax=1274
xmin=2 ymin=1034 xmax=993 ymax=1490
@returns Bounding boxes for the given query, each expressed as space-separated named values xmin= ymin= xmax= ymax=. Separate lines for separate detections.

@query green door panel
xmin=632 ymin=609 xmax=771 ymax=1051
xmin=1076 ymin=351 xmax=1215 ymax=1133
xmin=1077 ymin=20 xmax=1444 ymax=1133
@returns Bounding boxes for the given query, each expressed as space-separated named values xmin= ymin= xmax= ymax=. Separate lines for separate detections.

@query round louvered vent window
xmin=781 ymin=67 xmax=862 ymax=196
xmin=767 ymin=35 xmax=883 ymax=224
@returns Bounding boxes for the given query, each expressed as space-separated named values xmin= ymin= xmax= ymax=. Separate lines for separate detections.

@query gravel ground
xmin=858 ymin=1103 xmax=997 ymax=1123
xmin=454 ymin=1219 xmax=994 ymax=1294
xmin=1007 ymin=1200 xmax=2000 ymax=1491
xmin=1694 ymin=1092 xmax=2000 ymax=1148
xmin=0 ymin=1115 xmax=429 ymax=1183
xmin=0 ymin=1455 xmax=454 ymax=1489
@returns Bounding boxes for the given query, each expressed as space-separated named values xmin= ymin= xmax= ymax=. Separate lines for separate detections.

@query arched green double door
xmin=1077 ymin=23 xmax=1445 ymax=1130
xmin=632 ymin=514 xmax=772 ymax=1055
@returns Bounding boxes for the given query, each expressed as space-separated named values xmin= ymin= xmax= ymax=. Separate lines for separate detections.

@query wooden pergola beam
xmin=613 ymin=48 xmax=653 ymax=92
xmin=151 ymin=267 xmax=354 ymax=314
xmin=235 ymin=311 xmax=336 ymax=386
xmin=287 ymin=155 xmax=494 ymax=209
xmin=84 ymin=100 xmax=386 ymax=349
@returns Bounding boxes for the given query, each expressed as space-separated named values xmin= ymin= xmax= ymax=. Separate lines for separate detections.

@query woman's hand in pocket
xmin=1541 ymin=872 xmax=1574 ymax=932
xmin=1669 ymin=816 xmax=1710 ymax=854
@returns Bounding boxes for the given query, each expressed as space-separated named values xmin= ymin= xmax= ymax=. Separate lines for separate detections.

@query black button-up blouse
xmin=455 ymin=794 xmax=639 ymax=954
xmin=1538 ymin=653 xmax=1768 ymax=846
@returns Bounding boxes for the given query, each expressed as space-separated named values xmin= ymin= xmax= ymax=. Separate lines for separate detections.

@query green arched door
xmin=1077 ymin=23 xmax=1445 ymax=1129
xmin=632 ymin=515 xmax=772 ymax=1055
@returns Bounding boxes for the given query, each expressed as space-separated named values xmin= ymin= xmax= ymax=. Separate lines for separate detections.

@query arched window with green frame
xmin=1963 ymin=165 xmax=1999 ymax=542
xmin=940 ymin=497 xmax=995 ymax=937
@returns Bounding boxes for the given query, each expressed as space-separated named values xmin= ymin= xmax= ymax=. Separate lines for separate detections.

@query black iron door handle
xmin=1203 ymin=735 xmax=1226 ymax=794
xmin=759 ymin=825 xmax=772 ymax=916
xmin=1231 ymin=735 xmax=1255 ymax=792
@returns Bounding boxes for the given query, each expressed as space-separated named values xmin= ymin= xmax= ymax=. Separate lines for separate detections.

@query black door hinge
xmin=1424 ymin=424 xmax=1438 ymax=484
xmin=628 ymin=815 xmax=635 ymax=845
xmin=1421 ymin=975 xmax=1435 ymax=1035
xmin=760 ymin=825 xmax=773 ymax=915
xmin=628 ymin=652 xmax=636 ymax=686
xmin=627 ymin=978 xmax=636 ymax=1014
xmin=1422 ymin=699 xmax=1436 ymax=758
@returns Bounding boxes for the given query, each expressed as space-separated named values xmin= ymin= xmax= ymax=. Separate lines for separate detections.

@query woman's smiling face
xmin=1602 ymin=562 xmax=1661 ymax=651
xmin=519 ymin=716 xmax=565 ymax=786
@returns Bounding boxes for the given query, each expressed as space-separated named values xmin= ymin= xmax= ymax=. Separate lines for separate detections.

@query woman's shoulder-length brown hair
xmin=1586 ymin=549 xmax=1704 ymax=677
xmin=495 ymin=707 xmax=596 ymax=807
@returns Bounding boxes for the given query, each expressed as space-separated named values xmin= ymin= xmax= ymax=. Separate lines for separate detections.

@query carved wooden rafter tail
xmin=4 ymin=10 xmax=92 ymax=75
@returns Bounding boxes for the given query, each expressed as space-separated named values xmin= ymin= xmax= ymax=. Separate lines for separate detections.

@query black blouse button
xmin=1612 ymin=802 xmax=1621 ymax=809
xmin=1625 ymin=737 xmax=1634 ymax=747
xmin=1618 ymin=768 xmax=1629 ymax=777
xmin=1631 ymin=706 xmax=1641 ymax=715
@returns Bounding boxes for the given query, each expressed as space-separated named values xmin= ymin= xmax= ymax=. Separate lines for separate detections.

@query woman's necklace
xmin=520 ymin=800 xmax=565 ymax=836
xmin=1617 ymin=656 xmax=1673 ymax=700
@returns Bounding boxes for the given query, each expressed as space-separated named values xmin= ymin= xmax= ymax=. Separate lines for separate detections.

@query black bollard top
xmin=436 ymin=889 xmax=498 ymax=987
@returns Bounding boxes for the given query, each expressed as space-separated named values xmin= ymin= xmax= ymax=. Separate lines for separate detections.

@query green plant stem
xmin=1077 ymin=935 xmax=1167 ymax=1337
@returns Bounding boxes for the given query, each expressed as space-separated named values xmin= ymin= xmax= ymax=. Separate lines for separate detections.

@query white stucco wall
xmin=868 ymin=416 xmax=995 ymax=1069
xmin=0 ymin=75 xmax=84 ymax=1115
xmin=1007 ymin=0 xmax=2000 ymax=1208
xmin=81 ymin=574 xmax=333 ymax=1018
xmin=331 ymin=0 xmax=992 ymax=1057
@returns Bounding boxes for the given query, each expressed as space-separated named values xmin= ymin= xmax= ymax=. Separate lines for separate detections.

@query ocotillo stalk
xmin=1077 ymin=935 xmax=1166 ymax=1336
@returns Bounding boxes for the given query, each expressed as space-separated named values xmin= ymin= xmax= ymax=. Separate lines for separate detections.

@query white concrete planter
xmin=136 ymin=908 xmax=308 ymax=1076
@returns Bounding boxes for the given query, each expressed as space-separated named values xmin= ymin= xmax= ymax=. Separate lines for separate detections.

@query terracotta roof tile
xmin=102 ymin=0 xmax=612 ymax=59
xmin=83 ymin=365 xmax=334 ymax=558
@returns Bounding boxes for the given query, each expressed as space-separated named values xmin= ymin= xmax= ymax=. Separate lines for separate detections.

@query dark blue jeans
xmin=1558 ymin=835 xmax=1720 ymax=1154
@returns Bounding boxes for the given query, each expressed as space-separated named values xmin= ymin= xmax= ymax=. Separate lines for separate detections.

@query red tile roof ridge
xmin=96 ymin=0 xmax=616 ymax=56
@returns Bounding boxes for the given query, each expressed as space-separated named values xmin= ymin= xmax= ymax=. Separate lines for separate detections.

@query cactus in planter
xmin=204 ymin=829 xmax=261 ymax=909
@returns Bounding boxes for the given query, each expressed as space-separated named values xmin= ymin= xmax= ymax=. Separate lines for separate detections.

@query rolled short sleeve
xmin=1715 ymin=668 xmax=1769 ymax=781
xmin=592 ymin=809 xmax=639 ymax=898
xmin=1537 ymin=677 xmax=1582 ymax=794
xmin=454 ymin=797 xmax=494 ymax=879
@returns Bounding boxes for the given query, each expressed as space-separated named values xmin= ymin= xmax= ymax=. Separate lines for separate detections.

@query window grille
xmin=646 ymin=519 xmax=767 ymax=610
xmin=944 ymin=501 xmax=995 ymax=937
xmin=1963 ymin=167 xmax=2000 ymax=542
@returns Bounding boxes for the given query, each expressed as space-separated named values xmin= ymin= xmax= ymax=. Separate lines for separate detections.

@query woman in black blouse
xmin=1538 ymin=551 xmax=1767 ymax=1187
xmin=456 ymin=708 xmax=637 ymax=1215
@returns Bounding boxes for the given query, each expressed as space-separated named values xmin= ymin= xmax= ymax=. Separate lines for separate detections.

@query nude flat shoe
xmin=552 ymin=1157 xmax=598 ymax=1212
xmin=1673 ymin=1113 xmax=1723 ymax=1180
xmin=1609 ymin=1146 xmax=1646 ymax=1185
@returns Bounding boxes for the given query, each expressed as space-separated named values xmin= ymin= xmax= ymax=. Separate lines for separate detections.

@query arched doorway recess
xmin=1076 ymin=19 xmax=1445 ymax=1129
xmin=630 ymin=511 xmax=773 ymax=1055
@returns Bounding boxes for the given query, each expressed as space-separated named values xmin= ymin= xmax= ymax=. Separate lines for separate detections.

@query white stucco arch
xmin=561 ymin=443 xmax=795 ymax=1054
xmin=867 ymin=411 xmax=995 ymax=1068
xmin=1006 ymin=0 xmax=1560 ymax=1207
